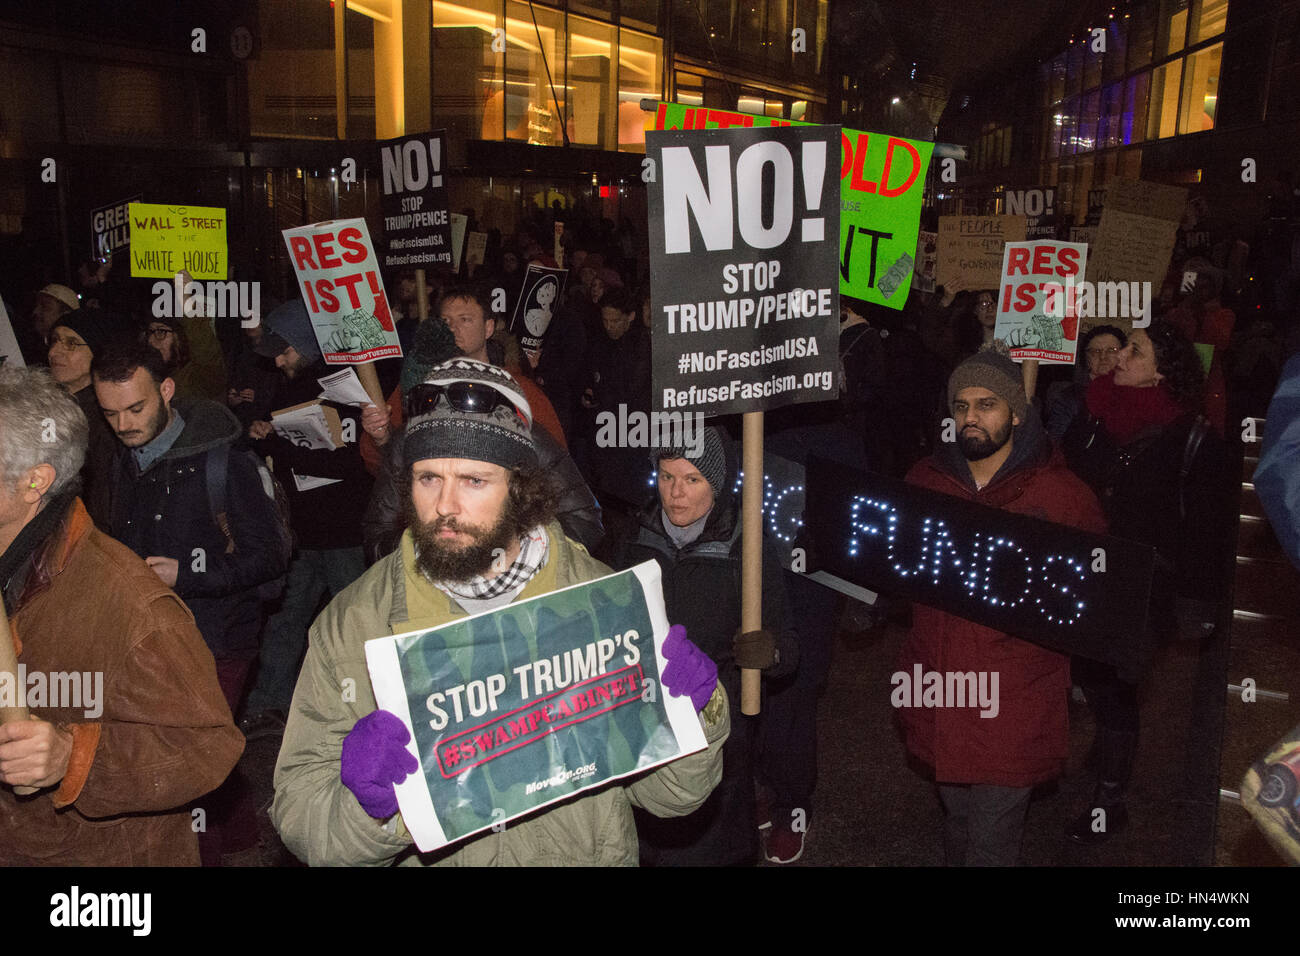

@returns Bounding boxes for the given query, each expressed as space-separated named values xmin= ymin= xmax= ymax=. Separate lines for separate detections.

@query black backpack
xmin=204 ymin=444 xmax=295 ymax=601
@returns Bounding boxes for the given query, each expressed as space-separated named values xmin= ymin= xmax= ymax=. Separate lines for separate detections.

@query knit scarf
xmin=1085 ymin=371 xmax=1184 ymax=445
xmin=429 ymin=526 xmax=550 ymax=614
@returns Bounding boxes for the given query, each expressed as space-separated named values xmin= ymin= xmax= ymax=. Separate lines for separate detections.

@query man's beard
xmin=117 ymin=401 xmax=171 ymax=448
xmin=959 ymin=420 xmax=1013 ymax=461
xmin=410 ymin=502 xmax=522 ymax=585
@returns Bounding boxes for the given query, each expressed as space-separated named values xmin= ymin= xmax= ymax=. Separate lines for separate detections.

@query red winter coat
xmin=896 ymin=419 xmax=1107 ymax=788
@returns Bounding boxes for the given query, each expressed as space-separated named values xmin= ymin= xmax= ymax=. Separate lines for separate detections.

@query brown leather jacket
xmin=0 ymin=498 xmax=245 ymax=865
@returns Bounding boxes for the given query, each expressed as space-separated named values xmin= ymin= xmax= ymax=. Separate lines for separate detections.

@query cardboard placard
xmin=364 ymin=562 xmax=707 ymax=854
xmin=1086 ymin=179 xmax=1188 ymax=294
xmin=994 ymin=239 xmax=1088 ymax=365
xmin=128 ymin=203 xmax=227 ymax=279
xmin=282 ymin=218 xmax=402 ymax=364
xmin=936 ymin=215 xmax=1028 ymax=291
xmin=645 ymin=123 xmax=841 ymax=416
xmin=653 ymin=102 xmax=931 ymax=312
xmin=509 ymin=264 xmax=569 ymax=362
xmin=377 ymin=131 xmax=453 ymax=271
xmin=271 ymin=398 xmax=343 ymax=450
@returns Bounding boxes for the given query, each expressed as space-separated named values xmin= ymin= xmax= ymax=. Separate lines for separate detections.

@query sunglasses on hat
xmin=405 ymin=381 xmax=528 ymax=426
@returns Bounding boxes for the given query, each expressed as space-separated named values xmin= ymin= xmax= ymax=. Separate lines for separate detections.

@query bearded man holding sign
xmin=271 ymin=359 xmax=729 ymax=865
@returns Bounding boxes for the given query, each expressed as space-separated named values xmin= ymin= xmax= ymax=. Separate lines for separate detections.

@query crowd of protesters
xmin=2 ymin=182 xmax=1299 ymax=867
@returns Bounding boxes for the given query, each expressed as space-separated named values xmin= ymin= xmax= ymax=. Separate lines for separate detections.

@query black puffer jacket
xmin=1061 ymin=409 xmax=1235 ymax=630
xmin=361 ymin=420 xmax=604 ymax=566
xmin=605 ymin=443 xmax=797 ymax=865
xmin=107 ymin=397 xmax=287 ymax=659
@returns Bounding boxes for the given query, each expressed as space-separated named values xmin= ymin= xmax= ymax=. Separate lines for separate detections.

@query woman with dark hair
xmin=145 ymin=313 xmax=227 ymax=402
xmin=954 ymin=289 xmax=999 ymax=361
xmin=1060 ymin=321 xmax=1235 ymax=845
xmin=1044 ymin=324 xmax=1127 ymax=440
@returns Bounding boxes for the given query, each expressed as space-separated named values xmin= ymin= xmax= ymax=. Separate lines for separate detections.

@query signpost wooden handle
xmin=739 ymin=411 xmax=764 ymax=716
xmin=415 ymin=268 xmax=429 ymax=323
xmin=0 ymin=602 xmax=38 ymax=795
xmin=1021 ymin=358 xmax=1039 ymax=405
xmin=354 ymin=362 xmax=387 ymax=410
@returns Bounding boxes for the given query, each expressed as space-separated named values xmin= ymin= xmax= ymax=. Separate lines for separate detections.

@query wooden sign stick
xmin=1021 ymin=358 xmax=1039 ymax=406
xmin=0 ymin=602 xmax=38 ymax=795
xmin=739 ymin=411 xmax=764 ymax=716
xmin=415 ymin=268 xmax=429 ymax=323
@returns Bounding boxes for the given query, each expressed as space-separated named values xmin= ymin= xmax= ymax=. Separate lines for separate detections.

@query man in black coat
xmin=605 ymin=425 xmax=798 ymax=865
xmin=240 ymin=300 xmax=375 ymax=734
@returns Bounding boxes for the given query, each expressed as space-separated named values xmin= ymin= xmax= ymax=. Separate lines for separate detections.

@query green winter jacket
xmin=270 ymin=520 xmax=730 ymax=866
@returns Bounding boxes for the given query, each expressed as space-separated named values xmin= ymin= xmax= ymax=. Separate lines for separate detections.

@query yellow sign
xmin=128 ymin=203 xmax=227 ymax=279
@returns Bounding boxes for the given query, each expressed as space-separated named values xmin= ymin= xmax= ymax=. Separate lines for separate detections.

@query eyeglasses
xmin=47 ymin=334 xmax=88 ymax=351
xmin=147 ymin=326 xmax=175 ymax=340
xmin=1085 ymin=347 xmax=1120 ymax=359
xmin=405 ymin=381 xmax=527 ymax=425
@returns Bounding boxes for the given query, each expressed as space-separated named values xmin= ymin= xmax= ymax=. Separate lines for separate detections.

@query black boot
xmin=1067 ymin=729 xmax=1137 ymax=845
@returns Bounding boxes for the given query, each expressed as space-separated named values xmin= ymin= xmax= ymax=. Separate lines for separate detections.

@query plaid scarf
xmin=431 ymin=526 xmax=549 ymax=612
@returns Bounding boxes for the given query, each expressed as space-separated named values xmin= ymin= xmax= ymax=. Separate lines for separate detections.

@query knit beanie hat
xmin=948 ymin=340 xmax=1028 ymax=421
xmin=651 ymin=424 xmax=728 ymax=500
xmin=400 ymin=318 xmax=459 ymax=394
xmin=403 ymin=357 xmax=537 ymax=470
xmin=52 ymin=309 xmax=129 ymax=358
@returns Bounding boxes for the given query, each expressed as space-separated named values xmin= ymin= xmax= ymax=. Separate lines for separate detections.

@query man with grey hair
xmin=0 ymin=365 xmax=243 ymax=865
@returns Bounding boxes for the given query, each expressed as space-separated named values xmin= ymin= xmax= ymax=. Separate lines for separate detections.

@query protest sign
xmin=994 ymin=239 xmax=1088 ymax=364
xmin=1086 ymin=179 xmax=1188 ymax=297
xmin=913 ymin=230 xmax=938 ymax=292
xmin=281 ymin=218 xmax=401 ymax=365
xmin=1069 ymin=226 xmax=1097 ymax=246
xmin=466 ymin=231 xmax=488 ymax=271
xmin=936 ymin=215 xmax=1028 ymax=291
xmin=91 ymin=194 xmax=141 ymax=260
xmin=805 ymin=456 xmax=1154 ymax=674
xmin=1006 ymin=186 xmax=1058 ymax=239
xmin=510 ymin=263 xmax=569 ymax=362
xmin=128 ymin=203 xmax=227 ymax=279
xmin=645 ymin=123 xmax=840 ymax=417
xmin=0 ymin=298 xmax=24 ymax=368
xmin=653 ymin=102 xmax=931 ymax=311
xmin=449 ymin=212 xmax=467 ymax=273
xmin=270 ymin=399 xmax=343 ymax=450
xmin=365 ymin=561 xmax=707 ymax=854
xmin=377 ymin=131 xmax=453 ymax=271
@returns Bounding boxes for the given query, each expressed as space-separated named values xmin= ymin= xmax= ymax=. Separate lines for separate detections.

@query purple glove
xmin=661 ymin=624 xmax=718 ymax=713
xmin=341 ymin=710 xmax=419 ymax=818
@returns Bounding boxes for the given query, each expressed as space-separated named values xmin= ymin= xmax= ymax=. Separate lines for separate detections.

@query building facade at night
xmin=0 ymin=0 xmax=829 ymax=305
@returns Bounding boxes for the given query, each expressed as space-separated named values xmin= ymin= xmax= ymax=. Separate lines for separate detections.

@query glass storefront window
xmin=674 ymin=70 xmax=704 ymax=106
xmin=1059 ymin=97 xmax=1079 ymax=156
xmin=1067 ymin=42 xmax=1085 ymax=99
xmin=621 ymin=0 xmax=660 ymax=29
xmin=248 ymin=0 xmax=336 ymax=139
xmin=765 ymin=0 xmax=790 ymax=69
xmin=1049 ymin=53 xmax=1067 ymax=104
xmin=1102 ymin=19 xmax=1128 ymax=84
xmin=737 ymin=1 xmax=765 ymax=63
xmin=1083 ymin=38 xmax=1103 ymax=92
xmin=1146 ymin=60 xmax=1181 ymax=139
xmin=1079 ymin=90 xmax=1100 ymax=151
xmin=1099 ymin=81 xmax=1123 ymax=149
xmin=1126 ymin=5 xmax=1155 ymax=72
xmin=618 ymin=28 xmax=662 ymax=151
xmin=1157 ymin=0 xmax=1190 ymax=58
xmin=1190 ymin=0 xmax=1228 ymax=45
xmin=792 ymin=0 xmax=829 ymax=77
xmin=1047 ymin=109 xmax=1062 ymax=159
xmin=504 ymin=0 xmax=564 ymax=145
xmin=345 ymin=5 xmax=376 ymax=140
xmin=1178 ymin=42 xmax=1222 ymax=134
xmin=568 ymin=15 xmax=615 ymax=148
xmin=432 ymin=0 xmax=505 ymax=145
xmin=1122 ymin=71 xmax=1150 ymax=143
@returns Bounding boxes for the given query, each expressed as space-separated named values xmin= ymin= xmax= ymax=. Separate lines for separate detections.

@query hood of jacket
xmin=928 ymin=402 xmax=1052 ymax=496
xmin=149 ymin=397 xmax=242 ymax=466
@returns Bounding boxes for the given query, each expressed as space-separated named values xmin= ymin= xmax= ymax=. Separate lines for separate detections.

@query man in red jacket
xmin=897 ymin=345 xmax=1106 ymax=866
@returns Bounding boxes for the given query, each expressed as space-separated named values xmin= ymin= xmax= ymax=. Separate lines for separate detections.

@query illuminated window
xmin=248 ymin=0 xmax=336 ymax=139
xmin=1122 ymin=71 xmax=1150 ymax=144
xmin=1099 ymin=82 xmax=1122 ymax=149
xmin=1178 ymin=41 xmax=1222 ymax=134
xmin=568 ymin=15 xmax=615 ymax=148
xmin=618 ymin=28 xmax=662 ymax=151
xmin=1156 ymin=0 xmax=1190 ymax=58
xmin=432 ymin=0 xmax=505 ymax=145
xmin=504 ymin=0 xmax=564 ymax=145
xmin=1146 ymin=60 xmax=1181 ymax=139
xmin=1127 ymin=4 xmax=1156 ymax=72
xmin=1102 ymin=20 xmax=1127 ymax=84
xmin=1190 ymin=0 xmax=1228 ymax=44
xmin=1078 ymin=89 xmax=1100 ymax=152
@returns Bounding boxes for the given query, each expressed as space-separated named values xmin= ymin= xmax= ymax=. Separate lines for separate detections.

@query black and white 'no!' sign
xmin=646 ymin=124 xmax=841 ymax=417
